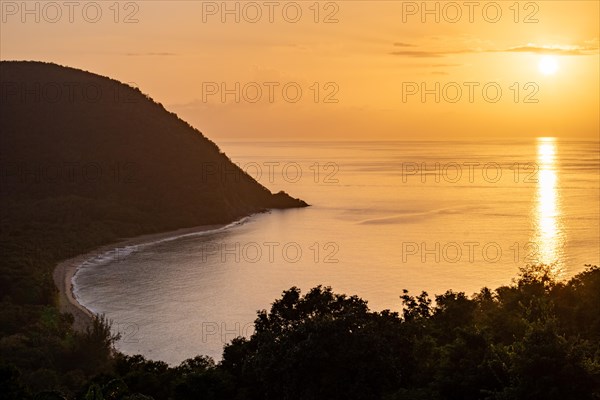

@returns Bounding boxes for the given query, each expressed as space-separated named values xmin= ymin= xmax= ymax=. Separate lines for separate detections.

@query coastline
xmin=52 ymin=223 xmax=230 ymax=332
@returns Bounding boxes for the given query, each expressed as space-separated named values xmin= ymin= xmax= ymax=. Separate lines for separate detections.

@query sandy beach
xmin=53 ymin=224 xmax=226 ymax=332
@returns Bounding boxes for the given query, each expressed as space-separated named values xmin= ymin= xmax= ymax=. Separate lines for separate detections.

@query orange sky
xmin=1 ymin=1 xmax=599 ymax=140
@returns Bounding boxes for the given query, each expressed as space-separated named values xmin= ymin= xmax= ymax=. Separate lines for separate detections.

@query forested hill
xmin=0 ymin=60 xmax=306 ymax=305
xmin=0 ymin=61 xmax=307 ymax=231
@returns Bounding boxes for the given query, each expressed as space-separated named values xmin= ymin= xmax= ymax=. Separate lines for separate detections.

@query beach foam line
xmin=70 ymin=215 xmax=254 ymax=314
xmin=76 ymin=217 xmax=250 ymax=270
xmin=130 ymin=216 xmax=251 ymax=249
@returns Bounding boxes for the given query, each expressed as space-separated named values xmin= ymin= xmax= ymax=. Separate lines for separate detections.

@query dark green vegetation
xmin=0 ymin=61 xmax=306 ymax=397
xmin=2 ymin=265 xmax=599 ymax=399
xmin=1 ymin=60 xmax=306 ymax=303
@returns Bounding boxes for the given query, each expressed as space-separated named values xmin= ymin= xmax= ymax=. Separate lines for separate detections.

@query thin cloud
xmin=124 ymin=52 xmax=177 ymax=56
xmin=390 ymin=49 xmax=472 ymax=57
xmin=499 ymin=44 xmax=599 ymax=56
xmin=390 ymin=50 xmax=445 ymax=58
xmin=430 ymin=63 xmax=462 ymax=67
xmin=390 ymin=41 xmax=599 ymax=57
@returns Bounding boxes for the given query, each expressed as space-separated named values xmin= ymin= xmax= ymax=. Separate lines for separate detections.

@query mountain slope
xmin=0 ymin=60 xmax=307 ymax=304
xmin=0 ymin=61 xmax=306 ymax=228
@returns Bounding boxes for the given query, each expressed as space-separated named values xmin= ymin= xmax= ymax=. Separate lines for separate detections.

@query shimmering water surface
xmin=74 ymin=139 xmax=600 ymax=364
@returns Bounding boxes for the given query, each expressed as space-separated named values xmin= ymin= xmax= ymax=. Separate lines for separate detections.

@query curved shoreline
xmin=52 ymin=223 xmax=232 ymax=332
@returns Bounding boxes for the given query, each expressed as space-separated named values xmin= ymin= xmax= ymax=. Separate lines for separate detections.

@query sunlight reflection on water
xmin=534 ymin=137 xmax=565 ymax=278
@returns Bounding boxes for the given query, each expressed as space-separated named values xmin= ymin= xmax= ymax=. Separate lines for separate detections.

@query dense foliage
xmin=221 ymin=264 xmax=600 ymax=400
xmin=2 ymin=264 xmax=599 ymax=399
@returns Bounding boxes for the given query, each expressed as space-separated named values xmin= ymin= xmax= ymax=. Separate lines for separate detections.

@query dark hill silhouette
xmin=0 ymin=61 xmax=307 ymax=234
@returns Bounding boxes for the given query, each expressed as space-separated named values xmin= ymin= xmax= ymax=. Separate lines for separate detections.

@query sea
xmin=73 ymin=139 xmax=600 ymax=364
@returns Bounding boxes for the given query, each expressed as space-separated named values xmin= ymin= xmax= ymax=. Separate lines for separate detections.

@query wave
xmin=358 ymin=206 xmax=471 ymax=225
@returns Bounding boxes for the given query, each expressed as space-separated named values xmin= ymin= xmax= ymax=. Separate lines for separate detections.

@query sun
xmin=539 ymin=56 xmax=559 ymax=76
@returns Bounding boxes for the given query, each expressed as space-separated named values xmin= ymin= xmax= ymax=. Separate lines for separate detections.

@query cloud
xmin=390 ymin=49 xmax=474 ymax=57
xmin=499 ymin=44 xmax=599 ymax=56
xmin=390 ymin=41 xmax=599 ymax=57
xmin=390 ymin=50 xmax=445 ymax=58
xmin=124 ymin=52 xmax=177 ymax=56
xmin=430 ymin=63 xmax=462 ymax=67
xmin=393 ymin=42 xmax=416 ymax=47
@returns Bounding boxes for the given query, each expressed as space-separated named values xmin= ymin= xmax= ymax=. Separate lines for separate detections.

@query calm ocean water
xmin=73 ymin=139 xmax=600 ymax=364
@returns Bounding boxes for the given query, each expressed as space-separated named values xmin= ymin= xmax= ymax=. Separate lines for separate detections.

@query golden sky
xmin=1 ymin=1 xmax=599 ymax=140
